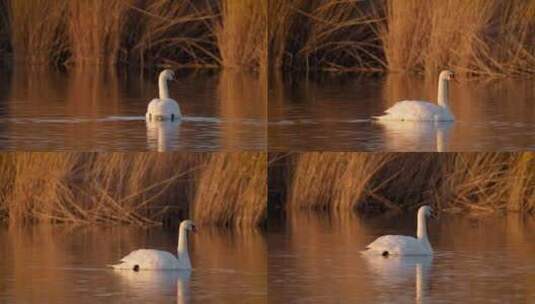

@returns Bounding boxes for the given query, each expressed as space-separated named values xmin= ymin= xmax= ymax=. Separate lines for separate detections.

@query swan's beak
xmin=191 ymin=225 xmax=198 ymax=233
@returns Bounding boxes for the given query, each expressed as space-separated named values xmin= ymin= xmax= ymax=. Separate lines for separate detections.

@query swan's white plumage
xmin=110 ymin=220 xmax=196 ymax=271
xmin=364 ymin=235 xmax=430 ymax=256
xmin=111 ymin=249 xmax=183 ymax=270
xmin=146 ymin=98 xmax=181 ymax=121
xmin=375 ymin=70 xmax=455 ymax=122
xmin=146 ymin=69 xmax=182 ymax=121
xmin=363 ymin=205 xmax=434 ymax=256
xmin=375 ymin=100 xmax=453 ymax=121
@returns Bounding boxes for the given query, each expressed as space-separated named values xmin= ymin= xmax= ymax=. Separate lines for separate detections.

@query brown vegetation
xmin=269 ymin=0 xmax=535 ymax=76
xmin=0 ymin=152 xmax=266 ymax=227
xmin=1 ymin=0 xmax=266 ymax=70
xmin=270 ymin=152 xmax=535 ymax=214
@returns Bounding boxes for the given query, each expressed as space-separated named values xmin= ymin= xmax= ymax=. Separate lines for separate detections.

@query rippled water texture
xmin=269 ymin=74 xmax=535 ymax=151
xmin=268 ymin=213 xmax=535 ymax=303
xmin=0 ymin=67 xmax=266 ymax=151
xmin=0 ymin=226 xmax=266 ymax=303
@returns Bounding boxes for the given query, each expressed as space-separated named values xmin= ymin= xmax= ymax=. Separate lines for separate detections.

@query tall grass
xmin=382 ymin=0 xmax=535 ymax=77
xmin=272 ymin=152 xmax=535 ymax=214
xmin=193 ymin=153 xmax=267 ymax=227
xmin=218 ymin=0 xmax=267 ymax=70
xmin=7 ymin=0 xmax=68 ymax=65
xmin=67 ymin=0 xmax=132 ymax=65
xmin=127 ymin=0 xmax=221 ymax=68
xmin=2 ymin=0 xmax=265 ymax=70
xmin=268 ymin=0 xmax=385 ymax=71
xmin=269 ymin=0 xmax=535 ymax=76
xmin=0 ymin=152 xmax=266 ymax=227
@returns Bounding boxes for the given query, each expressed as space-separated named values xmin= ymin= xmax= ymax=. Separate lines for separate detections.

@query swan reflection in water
xmin=146 ymin=120 xmax=181 ymax=152
xmin=362 ymin=255 xmax=433 ymax=304
xmin=376 ymin=120 xmax=453 ymax=152
xmin=113 ymin=269 xmax=191 ymax=304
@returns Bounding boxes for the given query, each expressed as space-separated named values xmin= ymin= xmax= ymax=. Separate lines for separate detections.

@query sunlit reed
xmin=274 ymin=152 xmax=535 ymax=214
xmin=0 ymin=152 xmax=266 ymax=227
xmin=268 ymin=0 xmax=535 ymax=76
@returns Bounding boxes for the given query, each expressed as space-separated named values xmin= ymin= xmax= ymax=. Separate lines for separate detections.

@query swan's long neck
xmin=177 ymin=226 xmax=191 ymax=268
xmin=159 ymin=75 xmax=171 ymax=100
xmin=437 ymin=77 xmax=449 ymax=108
xmin=417 ymin=211 xmax=428 ymax=241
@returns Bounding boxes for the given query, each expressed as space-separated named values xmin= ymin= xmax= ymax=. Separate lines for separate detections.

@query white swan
xmin=363 ymin=206 xmax=434 ymax=256
xmin=146 ymin=69 xmax=182 ymax=121
xmin=110 ymin=220 xmax=197 ymax=270
xmin=374 ymin=70 xmax=456 ymax=121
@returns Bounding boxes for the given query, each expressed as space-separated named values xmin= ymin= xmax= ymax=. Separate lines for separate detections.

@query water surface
xmin=0 ymin=226 xmax=266 ymax=303
xmin=0 ymin=67 xmax=266 ymax=151
xmin=269 ymin=74 xmax=535 ymax=151
xmin=268 ymin=212 xmax=535 ymax=303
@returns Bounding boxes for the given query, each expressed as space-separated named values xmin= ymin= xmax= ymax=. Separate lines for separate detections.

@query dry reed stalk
xmin=193 ymin=153 xmax=267 ymax=227
xmin=128 ymin=0 xmax=220 ymax=68
xmin=269 ymin=0 xmax=534 ymax=75
xmin=506 ymin=153 xmax=535 ymax=212
xmin=268 ymin=0 xmax=385 ymax=71
xmin=8 ymin=0 xmax=68 ymax=65
xmin=0 ymin=152 xmax=266 ymax=227
xmin=287 ymin=152 xmax=396 ymax=211
xmin=268 ymin=0 xmax=300 ymax=69
xmin=382 ymin=0 xmax=535 ymax=77
xmin=296 ymin=0 xmax=385 ymax=71
xmin=0 ymin=153 xmax=206 ymax=226
xmin=67 ymin=0 xmax=132 ymax=65
xmin=278 ymin=152 xmax=535 ymax=215
xmin=218 ymin=0 xmax=267 ymax=70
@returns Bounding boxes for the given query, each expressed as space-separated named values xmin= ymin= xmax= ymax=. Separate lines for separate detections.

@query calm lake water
xmin=0 ymin=67 xmax=266 ymax=151
xmin=269 ymin=74 xmax=535 ymax=151
xmin=0 ymin=226 xmax=266 ymax=303
xmin=268 ymin=212 xmax=535 ymax=303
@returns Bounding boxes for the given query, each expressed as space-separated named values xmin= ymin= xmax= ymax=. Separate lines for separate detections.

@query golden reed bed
xmin=0 ymin=0 xmax=267 ymax=70
xmin=0 ymin=152 xmax=266 ymax=227
xmin=269 ymin=152 xmax=535 ymax=214
xmin=269 ymin=0 xmax=535 ymax=76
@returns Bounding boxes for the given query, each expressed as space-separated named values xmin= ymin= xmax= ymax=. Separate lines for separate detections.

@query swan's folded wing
xmin=110 ymin=249 xmax=178 ymax=270
xmin=376 ymin=100 xmax=442 ymax=121
xmin=364 ymin=235 xmax=423 ymax=255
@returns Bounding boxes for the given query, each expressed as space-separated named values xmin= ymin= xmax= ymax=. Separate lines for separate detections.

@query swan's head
xmin=439 ymin=70 xmax=455 ymax=82
xmin=418 ymin=205 xmax=433 ymax=218
xmin=180 ymin=220 xmax=198 ymax=233
xmin=160 ymin=69 xmax=176 ymax=81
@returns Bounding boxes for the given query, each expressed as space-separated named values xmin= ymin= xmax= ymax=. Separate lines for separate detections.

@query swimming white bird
xmin=363 ymin=206 xmax=434 ymax=256
xmin=146 ymin=69 xmax=182 ymax=121
xmin=110 ymin=220 xmax=197 ymax=271
xmin=374 ymin=70 xmax=456 ymax=121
